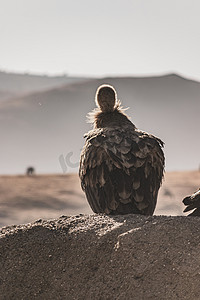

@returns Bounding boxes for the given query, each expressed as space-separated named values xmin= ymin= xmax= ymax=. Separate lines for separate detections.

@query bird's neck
xmin=88 ymin=107 xmax=135 ymax=129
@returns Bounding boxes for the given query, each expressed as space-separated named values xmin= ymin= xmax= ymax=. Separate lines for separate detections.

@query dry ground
xmin=1 ymin=214 xmax=200 ymax=299
xmin=0 ymin=171 xmax=200 ymax=227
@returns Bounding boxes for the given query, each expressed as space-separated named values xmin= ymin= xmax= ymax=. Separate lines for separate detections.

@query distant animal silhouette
xmin=26 ymin=167 xmax=35 ymax=176
xmin=163 ymin=188 xmax=174 ymax=198
xmin=79 ymin=84 xmax=165 ymax=215
xmin=183 ymin=188 xmax=200 ymax=216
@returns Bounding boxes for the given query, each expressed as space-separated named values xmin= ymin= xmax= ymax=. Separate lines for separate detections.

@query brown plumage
xmin=183 ymin=188 xmax=200 ymax=216
xmin=79 ymin=84 xmax=165 ymax=215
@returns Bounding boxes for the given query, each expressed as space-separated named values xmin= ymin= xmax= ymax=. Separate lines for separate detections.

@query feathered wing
xmin=79 ymin=127 xmax=165 ymax=215
xmin=183 ymin=189 xmax=200 ymax=216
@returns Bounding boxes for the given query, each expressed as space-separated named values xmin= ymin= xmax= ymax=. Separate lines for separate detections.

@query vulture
xmin=183 ymin=188 xmax=200 ymax=216
xmin=79 ymin=84 xmax=165 ymax=215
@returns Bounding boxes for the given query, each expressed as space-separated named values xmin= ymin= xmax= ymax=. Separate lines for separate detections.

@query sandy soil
xmin=0 ymin=174 xmax=90 ymax=227
xmin=1 ymin=214 xmax=200 ymax=299
xmin=0 ymin=171 xmax=200 ymax=227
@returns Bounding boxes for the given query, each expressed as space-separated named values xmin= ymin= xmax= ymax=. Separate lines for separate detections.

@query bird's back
xmin=79 ymin=126 xmax=164 ymax=215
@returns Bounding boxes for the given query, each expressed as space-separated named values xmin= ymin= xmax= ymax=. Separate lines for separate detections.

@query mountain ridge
xmin=1 ymin=73 xmax=199 ymax=174
xmin=0 ymin=70 xmax=91 ymax=100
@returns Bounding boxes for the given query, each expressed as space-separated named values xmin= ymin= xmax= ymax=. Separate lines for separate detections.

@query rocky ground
xmin=1 ymin=214 xmax=200 ymax=299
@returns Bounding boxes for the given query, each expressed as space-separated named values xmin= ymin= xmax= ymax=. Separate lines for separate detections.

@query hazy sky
xmin=1 ymin=0 xmax=200 ymax=79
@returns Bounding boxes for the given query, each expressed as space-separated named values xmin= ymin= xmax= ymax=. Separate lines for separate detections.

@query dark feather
xmin=79 ymin=127 xmax=164 ymax=216
xmin=188 ymin=208 xmax=200 ymax=216
xmin=183 ymin=189 xmax=200 ymax=216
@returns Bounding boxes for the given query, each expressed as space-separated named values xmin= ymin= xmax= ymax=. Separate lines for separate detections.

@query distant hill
xmin=0 ymin=90 xmax=16 ymax=101
xmin=0 ymin=70 xmax=90 ymax=101
xmin=0 ymin=73 xmax=200 ymax=174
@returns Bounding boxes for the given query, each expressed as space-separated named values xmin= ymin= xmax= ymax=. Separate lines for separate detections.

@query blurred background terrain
xmin=1 ymin=1 xmax=200 ymax=226
xmin=0 ymin=170 xmax=200 ymax=227
xmin=0 ymin=71 xmax=200 ymax=174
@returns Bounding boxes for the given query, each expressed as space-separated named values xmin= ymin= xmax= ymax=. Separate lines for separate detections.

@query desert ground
xmin=0 ymin=170 xmax=199 ymax=228
xmin=1 ymin=214 xmax=200 ymax=299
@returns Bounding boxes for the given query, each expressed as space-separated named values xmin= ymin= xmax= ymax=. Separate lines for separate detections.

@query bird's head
xmin=87 ymin=84 xmax=134 ymax=129
xmin=95 ymin=84 xmax=117 ymax=112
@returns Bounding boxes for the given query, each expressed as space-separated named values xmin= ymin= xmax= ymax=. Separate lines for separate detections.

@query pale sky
xmin=0 ymin=0 xmax=200 ymax=79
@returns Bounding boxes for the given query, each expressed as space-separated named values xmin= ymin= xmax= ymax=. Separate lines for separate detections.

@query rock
xmin=0 ymin=214 xmax=200 ymax=299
